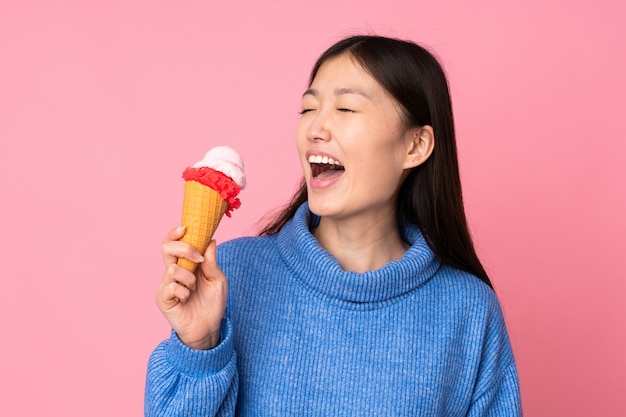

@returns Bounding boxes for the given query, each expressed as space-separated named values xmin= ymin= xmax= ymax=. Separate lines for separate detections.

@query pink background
xmin=1 ymin=1 xmax=624 ymax=415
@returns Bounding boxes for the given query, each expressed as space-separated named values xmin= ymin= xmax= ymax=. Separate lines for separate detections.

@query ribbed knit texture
xmin=145 ymin=203 xmax=522 ymax=416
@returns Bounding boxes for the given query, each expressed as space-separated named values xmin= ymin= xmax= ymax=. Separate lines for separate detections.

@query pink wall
xmin=1 ymin=1 xmax=624 ymax=415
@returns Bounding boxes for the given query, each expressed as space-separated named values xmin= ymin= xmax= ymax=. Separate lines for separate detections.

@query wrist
xmin=166 ymin=320 xmax=234 ymax=376
xmin=181 ymin=331 xmax=221 ymax=351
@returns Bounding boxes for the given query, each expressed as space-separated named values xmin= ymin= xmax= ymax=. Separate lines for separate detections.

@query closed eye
xmin=299 ymin=109 xmax=315 ymax=115
xmin=337 ymin=108 xmax=355 ymax=113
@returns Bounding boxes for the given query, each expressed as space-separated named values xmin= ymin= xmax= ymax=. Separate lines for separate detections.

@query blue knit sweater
xmin=146 ymin=203 xmax=522 ymax=416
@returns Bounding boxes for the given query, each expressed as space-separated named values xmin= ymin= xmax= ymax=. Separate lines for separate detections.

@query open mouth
xmin=308 ymin=154 xmax=345 ymax=179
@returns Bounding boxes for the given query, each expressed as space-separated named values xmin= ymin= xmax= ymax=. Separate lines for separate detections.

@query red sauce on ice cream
xmin=182 ymin=167 xmax=241 ymax=216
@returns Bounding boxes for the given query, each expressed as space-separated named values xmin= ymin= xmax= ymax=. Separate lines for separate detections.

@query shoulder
xmin=432 ymin=265 xmax=500 ymax=309
xmin=216 ymin=235 xmax=285 ymax=303
xmin=216 ymin=234 xmax=279 ymax=266
xmin=427 ymin=265 xmax=510 ymax=341
xmin=436 ymin=265 xmax=516 ymax=362
xmin=217 ymin=234 xmax=276 ymax=253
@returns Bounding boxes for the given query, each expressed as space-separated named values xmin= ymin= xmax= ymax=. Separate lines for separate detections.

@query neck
xmin=312 ymin=211 xmax=409 ymax=273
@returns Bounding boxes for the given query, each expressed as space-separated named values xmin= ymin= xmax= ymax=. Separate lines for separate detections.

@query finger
xmin=162 ymin=226 xmax=186 ymax=265
xmin=165 ymin=225 xmax=187 ymax=241
xmin=164 ymin=264 xmax=197 ymax=292
xmin=162 ymin=239 xmax=205 ymax=267
xmin=158 ymin=281 xmax=191 ymax=309
xmin=199 ymin=240 xmax=225 ymax=281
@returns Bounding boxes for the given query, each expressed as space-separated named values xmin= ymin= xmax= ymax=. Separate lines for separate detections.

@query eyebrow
xmin=303 ymin=88 xmax=371 ymax=99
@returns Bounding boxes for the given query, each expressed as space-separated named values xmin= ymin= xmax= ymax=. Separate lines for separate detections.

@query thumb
xmin=199 ymin=240 xmax=224 ymax=280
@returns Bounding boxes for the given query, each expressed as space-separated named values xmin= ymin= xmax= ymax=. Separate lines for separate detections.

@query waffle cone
xmin=177 ymin=180 xmax=228 ymax=272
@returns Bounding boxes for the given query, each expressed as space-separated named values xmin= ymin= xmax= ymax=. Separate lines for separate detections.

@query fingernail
xmin=177 ymin=226 xmax=186 ymax=233
xmin=194 ymin=253 xmax=205 ymax=262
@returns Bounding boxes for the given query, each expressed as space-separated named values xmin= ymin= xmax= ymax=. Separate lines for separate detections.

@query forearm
xmin=145 ymin=319 xmax=238 ymax=417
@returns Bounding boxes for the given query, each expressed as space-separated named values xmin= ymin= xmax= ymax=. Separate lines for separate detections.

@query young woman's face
xmin=296 ymin=54 xmax=414 ymax=222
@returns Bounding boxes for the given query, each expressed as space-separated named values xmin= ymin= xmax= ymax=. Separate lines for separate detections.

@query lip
xmin=305 ymin=150 xmax=344 ymax=190
xmin=309 ymin=172 xmax=343 ymax=189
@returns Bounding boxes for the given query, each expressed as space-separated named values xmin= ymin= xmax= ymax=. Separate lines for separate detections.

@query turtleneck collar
xmin=276 ymin=202 xmax=441 ymax=308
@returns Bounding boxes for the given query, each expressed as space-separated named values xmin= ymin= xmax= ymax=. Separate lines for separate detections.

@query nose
xmin=306 ymin=110 xmax=332 ymax=142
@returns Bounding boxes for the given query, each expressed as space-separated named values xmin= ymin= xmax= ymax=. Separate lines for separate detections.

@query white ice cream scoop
xmin=193 ymin=146 xmax=246 ymax=189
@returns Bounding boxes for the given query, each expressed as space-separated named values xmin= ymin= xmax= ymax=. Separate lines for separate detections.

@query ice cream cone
xmin=175 ymin=146 xmax=245 ymax=271
xmin=177 ymin=180 xmax=228 ymax=272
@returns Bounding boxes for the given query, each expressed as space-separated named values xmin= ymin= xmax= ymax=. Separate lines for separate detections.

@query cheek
xmin=356 ymin=142 xmax=406 ymax=186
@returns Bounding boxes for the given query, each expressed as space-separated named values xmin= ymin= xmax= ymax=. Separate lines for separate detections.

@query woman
xmin=146 ymin=35 xmax=522 ymax=416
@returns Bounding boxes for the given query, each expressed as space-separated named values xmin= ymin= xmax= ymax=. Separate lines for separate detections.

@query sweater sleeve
xmin=144 ymin=318 xmax=238 ymax=417
xmin=466 ymin=363 xmax=522 ymax=416
xmin=466 ymin=296 xmax=523 ymax=417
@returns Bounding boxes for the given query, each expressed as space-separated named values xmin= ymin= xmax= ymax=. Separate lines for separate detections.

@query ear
xmin=403 ymin=125 xmax=435 ymax=169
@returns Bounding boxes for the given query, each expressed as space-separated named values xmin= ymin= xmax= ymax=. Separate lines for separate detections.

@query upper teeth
xmin=308 ymin=155 xmax=342 ymax=165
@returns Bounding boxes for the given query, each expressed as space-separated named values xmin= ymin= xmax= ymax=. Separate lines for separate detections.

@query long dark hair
xmin=259 ymin=35 xmax=492 ymax=289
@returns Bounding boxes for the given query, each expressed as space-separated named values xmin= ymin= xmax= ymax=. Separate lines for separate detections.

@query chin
xmin=306 ymin=196 xmax=339 ymax=219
